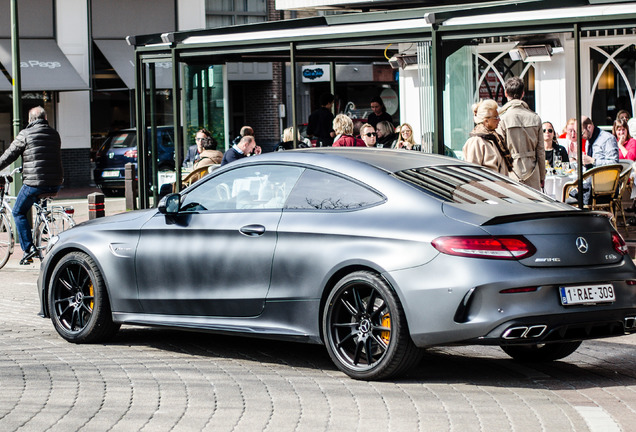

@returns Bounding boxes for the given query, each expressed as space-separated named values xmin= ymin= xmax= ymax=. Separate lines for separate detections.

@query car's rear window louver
xmin=394 ymin=165 xmax=553 ymax=205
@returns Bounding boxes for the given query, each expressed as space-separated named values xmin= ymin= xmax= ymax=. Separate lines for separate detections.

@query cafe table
xmin=543 ymin=172 xmax=577 ymax=201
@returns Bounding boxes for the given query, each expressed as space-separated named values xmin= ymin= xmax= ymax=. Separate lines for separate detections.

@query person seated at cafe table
xmin=332 ymin=114 xmax=365 ymax=147
xmin=193 ymin=136 xmax=223 ymax=170
xmin=579 ymin=116 xmax=619 ymax=169
xmin=568 ymin=116 xmax=619 ymax=205
xmin=221 ymin=135 xmax=261 ymax=166
xmin=543 ymin=121 xmax=569 ymax=170
xmin=560 ymin=118 xmax=586 ymax=163
xmin=613 ymin=118 xmax=636 ymax=160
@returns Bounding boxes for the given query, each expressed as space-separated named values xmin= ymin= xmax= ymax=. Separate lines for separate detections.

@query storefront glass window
xmin=474 ymin=52 xmax=536 ymax=111
xmin=205 ymin=0 xmax=267 ymax=27
xmin=184 ymin=64 xmax=225 ymax=152
xmin=590 ymin=44 xmax=635 ymax=126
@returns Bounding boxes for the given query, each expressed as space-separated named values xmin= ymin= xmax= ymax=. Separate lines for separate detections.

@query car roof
xmin=251 ymin=147 xmax=463 ymax=174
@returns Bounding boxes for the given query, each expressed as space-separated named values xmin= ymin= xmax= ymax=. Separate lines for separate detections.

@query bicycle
xmin=0 ymin=167 xmax=75 ymax=268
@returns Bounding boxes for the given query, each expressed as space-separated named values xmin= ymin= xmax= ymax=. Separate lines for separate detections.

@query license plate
xmin=559 ymin=284 xmax=615 ymax=305
xmin=101 ymin=171 xmax=120 ymax=178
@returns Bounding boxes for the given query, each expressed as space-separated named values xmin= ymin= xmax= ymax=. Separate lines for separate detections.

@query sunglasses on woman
xmin=543 ymin=128 xmax=553 ymax=133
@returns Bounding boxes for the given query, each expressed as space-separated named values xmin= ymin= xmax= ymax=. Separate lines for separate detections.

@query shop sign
xmin=302 ymin=64 xmax=330 ymax=83
xmin=20 ymin=60 xmax=61 ymax=69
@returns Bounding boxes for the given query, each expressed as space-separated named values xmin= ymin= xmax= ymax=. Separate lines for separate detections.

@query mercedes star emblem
xmin=576 ymin=237 xmax=589 ymax=254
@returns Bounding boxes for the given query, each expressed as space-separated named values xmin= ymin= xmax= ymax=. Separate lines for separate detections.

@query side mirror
xmin=157 ymin=193 xmax=180 ymax=215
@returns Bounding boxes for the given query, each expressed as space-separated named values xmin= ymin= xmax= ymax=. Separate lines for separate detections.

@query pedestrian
xmin=463 ymin=99 xmax=513 ymax=176
xmin=497 ymin=77 xmax=545 ymax=190
xmin=0 ymin=106 xmax=63 ymax=264
xmin=307 ymin=93 xmax=335 ymax=146
xmin=368 ymin=96 xmax=392 ymax=129
xmin=221 ymin=135 xmax=261 ymax=166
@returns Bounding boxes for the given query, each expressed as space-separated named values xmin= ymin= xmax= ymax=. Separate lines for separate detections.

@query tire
xmin=48 ymin=251 xmax=120 ymax=343
xmin=501 ymin=341 xmax=582 ymax=362
xmin=322 ymin=271 xmax=422 ymax=380
xmin=0 ymin=210 xmax=14 ymax=269
xmin=34 ymin=209 xmax=75 ymax=258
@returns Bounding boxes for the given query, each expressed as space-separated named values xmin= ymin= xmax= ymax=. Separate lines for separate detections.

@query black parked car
xmin=94 ymin=127 xmax=175 ymax=196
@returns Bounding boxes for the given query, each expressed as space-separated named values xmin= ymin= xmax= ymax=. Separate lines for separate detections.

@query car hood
xmin=73 ymin=208 xmax=156 ymax=229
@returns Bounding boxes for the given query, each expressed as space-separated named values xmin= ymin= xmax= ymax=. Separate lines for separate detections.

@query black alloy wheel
xmin=323 ymin=271 xmax=421 ymax=380
xmin=48 ymin=251 xmax=120 ymax=343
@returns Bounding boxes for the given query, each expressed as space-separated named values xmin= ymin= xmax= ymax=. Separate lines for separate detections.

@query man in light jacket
xmin=580 ymin=116 xmax=619 ymax=169
xmin=497 ymin=77 xmax=545 ymax=191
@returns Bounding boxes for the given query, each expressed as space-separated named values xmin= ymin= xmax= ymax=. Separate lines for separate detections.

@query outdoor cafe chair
xmin=612 ymin=161 xmax=634 ymax=230
xmin=172 ymin=166 xmax=211 ymax=193
xmin=561 ymin=164 xmax=623 ymax=223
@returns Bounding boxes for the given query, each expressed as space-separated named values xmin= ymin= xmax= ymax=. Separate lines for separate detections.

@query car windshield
xmin=108 ymin=132 xmax=137 ymax=149
xmin=394 ymin=165 xmax=553 ymax=205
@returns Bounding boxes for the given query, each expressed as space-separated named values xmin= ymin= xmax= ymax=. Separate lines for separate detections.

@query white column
xmin=534 ymin=53 xmax=568 ymax=134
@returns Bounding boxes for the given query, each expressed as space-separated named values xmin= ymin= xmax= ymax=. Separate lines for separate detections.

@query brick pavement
xmin=1 ymin=194 xmax=636 ymax=430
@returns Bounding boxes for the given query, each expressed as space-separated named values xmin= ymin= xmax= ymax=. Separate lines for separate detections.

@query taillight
xmin=123 ymin=149 xmax=138 ymax=159
xmin=432 ymin=236 xmax=536 ymax=260
xmin=612 ymin=231 xmax=629 ymax=256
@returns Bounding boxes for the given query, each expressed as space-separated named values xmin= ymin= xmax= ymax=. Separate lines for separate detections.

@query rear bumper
xmin=383 ymin=253 xmax=636 ymax=348
xmin=471 ymin=308 xmax=636 ymax=345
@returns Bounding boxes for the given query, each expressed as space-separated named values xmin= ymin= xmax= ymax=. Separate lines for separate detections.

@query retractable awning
xmin=0 ymin=39 xmax=88 ymax=91
xmin=95 ymin=39 xmax=173 ymax=89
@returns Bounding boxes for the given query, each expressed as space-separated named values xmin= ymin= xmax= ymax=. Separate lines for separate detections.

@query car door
xmin=134 ymin=163 xmax=304 ymax=317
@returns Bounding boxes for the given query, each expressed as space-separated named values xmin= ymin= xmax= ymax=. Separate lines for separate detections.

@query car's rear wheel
xmin=501 ymin=341 xmax=582 ymax=362
xmin=48 ymin=251 xmax=120 ymax=343
xmin=323 ymin=271 xmax=421 ymax=380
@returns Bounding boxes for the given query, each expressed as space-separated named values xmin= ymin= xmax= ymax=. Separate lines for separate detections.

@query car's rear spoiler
xmin=482 ymin=210 xmax=610 ymax=226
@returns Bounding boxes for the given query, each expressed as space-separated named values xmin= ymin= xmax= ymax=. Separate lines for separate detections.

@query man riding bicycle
xmin=0 ymin=106 xmax=63 ymax=264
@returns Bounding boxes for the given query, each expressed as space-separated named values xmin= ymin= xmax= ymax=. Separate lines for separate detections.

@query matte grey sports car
xmin=38 ymin=148 xmax=636 ymax=380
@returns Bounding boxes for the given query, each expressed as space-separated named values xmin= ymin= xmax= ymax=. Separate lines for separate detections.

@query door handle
xmin=239 ymin=224 xmax=266 ymax=236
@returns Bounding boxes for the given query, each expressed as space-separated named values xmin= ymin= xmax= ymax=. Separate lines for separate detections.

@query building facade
xmin=0 ymin=0 xmax=288 ymax=187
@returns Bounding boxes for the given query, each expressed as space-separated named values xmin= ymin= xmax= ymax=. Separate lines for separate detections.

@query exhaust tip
xmin=625 ymin=317 xmax=636 ymax=329
xmin=502 ymin=326 xmax=528 ymax=339
xmin=526 ymin=325 xmax=547 ymax=338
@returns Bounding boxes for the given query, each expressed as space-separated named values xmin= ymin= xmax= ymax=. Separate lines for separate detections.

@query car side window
xmin=180 ymin=164 xmax=304 ymax=212
xmin=285 ymin=169 xmax=383 ymax=210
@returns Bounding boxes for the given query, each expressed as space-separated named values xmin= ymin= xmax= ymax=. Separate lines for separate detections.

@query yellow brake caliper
xmin=88 ymin=282 xmax=94 ymax=310
xmin=381 ymin=313 xmax=391 ymax=344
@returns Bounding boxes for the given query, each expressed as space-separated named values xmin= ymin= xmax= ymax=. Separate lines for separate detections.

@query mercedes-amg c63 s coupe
xmin=38 ymin=148 xmax=636 ymax=380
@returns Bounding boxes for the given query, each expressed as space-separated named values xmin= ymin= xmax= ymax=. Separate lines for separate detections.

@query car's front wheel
xmin=323 ymin=271 xmax=421 ymax=380
xmin=501 ymin=341 xmax=582 ymax=362
xmin=48 ymin=251 xmax=120 ymax=343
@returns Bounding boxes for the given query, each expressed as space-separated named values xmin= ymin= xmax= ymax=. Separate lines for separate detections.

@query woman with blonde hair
xmin=395 ymin=122 xmax=419 ymax=150
xmin=463 ymin=99 xmax=513 ymax=176
xmin=332 ymin=114 xmax=365 ymax=147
